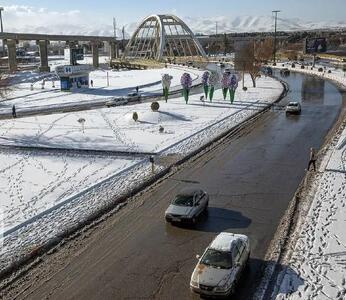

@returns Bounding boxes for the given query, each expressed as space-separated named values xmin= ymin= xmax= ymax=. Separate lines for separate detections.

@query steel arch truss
xmin=124 ymin=14 xmax=206 ymax=60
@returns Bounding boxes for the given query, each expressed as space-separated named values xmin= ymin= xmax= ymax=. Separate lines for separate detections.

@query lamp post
xmin=272 ymin=10 xmax=280 ymax=64
xmin=0 ymin=7 xmax=4 ymax=57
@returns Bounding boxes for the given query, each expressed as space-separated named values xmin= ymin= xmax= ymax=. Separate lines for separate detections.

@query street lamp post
xmin=0 ymin=7 xmax=4 ymax=57
xmin=272 ymin=10 xmax=280 ymax=64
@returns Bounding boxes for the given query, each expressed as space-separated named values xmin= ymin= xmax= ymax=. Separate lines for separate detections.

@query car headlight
xmin=190 ymin=280 xmax=198 ymax=288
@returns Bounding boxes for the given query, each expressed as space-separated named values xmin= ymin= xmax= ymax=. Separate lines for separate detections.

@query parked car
xmin=165 ymin=188 xmax=209 ymax=224
xmin=286 ymin=101 xmax=301 ymax=114
xmin=190 ymin=232 xmax=250 ymax=297
xmin=105 ymin=97 xmax=128 ymax=107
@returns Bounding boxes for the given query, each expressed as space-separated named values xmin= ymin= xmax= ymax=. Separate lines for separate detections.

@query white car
xmin=165 ymin=188 xmax=209 ymax=224
xmin=286 ymin=101 xmax=301 ymax=114
xmin=190 ymin=232 xmax=250 ymax=297
xmin=105 ymin=97 xmax=128 ymax=107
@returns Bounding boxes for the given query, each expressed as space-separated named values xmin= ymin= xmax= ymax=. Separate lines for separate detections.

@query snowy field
xmin=0 ymin=73 xmax=283 ymax=273
xmin=271 ymin=64 xmax=346 ymax=300
xmin=2 ymin=66 xmax=202 ymax=109
xmin=0 ymin=150 xmax=141 ymax=235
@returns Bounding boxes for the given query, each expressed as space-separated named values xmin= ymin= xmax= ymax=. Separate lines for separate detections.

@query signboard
xmin=64 ymin=48 xmax=84 ymax=65
xmin=304 ymin=38 xmax=327 ymax=54
xmin=55 ymin=64 xmax=92 ymax=77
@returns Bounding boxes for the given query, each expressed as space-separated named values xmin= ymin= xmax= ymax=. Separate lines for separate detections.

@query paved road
xmin=3 ymin=72 xmax=344 ymax=300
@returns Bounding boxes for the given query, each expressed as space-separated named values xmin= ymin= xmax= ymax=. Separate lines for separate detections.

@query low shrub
xmin=132 ymin=112 xmax=138 ymax=122
xmin=151 ymin=101 xmax=160 ymax=112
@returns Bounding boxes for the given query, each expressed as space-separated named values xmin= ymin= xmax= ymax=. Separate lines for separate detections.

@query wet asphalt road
xmin=8 ymin=72 xmax=344 ymax=300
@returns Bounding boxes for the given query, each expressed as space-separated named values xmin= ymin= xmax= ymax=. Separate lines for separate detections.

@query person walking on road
xmin=90 ymin=80 xmax=94 ymax=87
xmin=12 ymin=105 xmax=17 ymax=118
xmin=308 ymin=147 xmax=317 ymax=171
xmin=136 ymin=86 xmax=139 ymax=94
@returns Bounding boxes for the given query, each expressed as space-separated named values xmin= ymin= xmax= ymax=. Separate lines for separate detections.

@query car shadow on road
xmin=196 ymin=258 xmax=304 ymax=300
xmin=174 ymin=207 xmax=251 ymax=233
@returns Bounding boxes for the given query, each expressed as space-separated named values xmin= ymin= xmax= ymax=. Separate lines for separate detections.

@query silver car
xmin=286 ymin=101 xmax=301 ymax=114
xmin=165 ymin=188 xmax=209 ymax=224
xmin=190 ymin=232 xmax=250 ymax=297
xmin=105 ymin=97 xmax=128 ymax=107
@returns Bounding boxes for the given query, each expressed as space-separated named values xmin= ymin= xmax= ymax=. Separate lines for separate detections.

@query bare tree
xmin=235 ymin=38 xmax=274 ymax=88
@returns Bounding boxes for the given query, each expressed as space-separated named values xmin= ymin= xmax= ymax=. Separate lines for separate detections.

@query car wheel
xmin=204 ymin=201 xmax=209 ymax=213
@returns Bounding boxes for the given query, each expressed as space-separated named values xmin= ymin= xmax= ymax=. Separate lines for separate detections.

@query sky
xmin=1 ymin=0 xmax=346 ymax=35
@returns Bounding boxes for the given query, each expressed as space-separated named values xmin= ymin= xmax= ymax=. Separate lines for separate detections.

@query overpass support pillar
xmin=92 ymin=43 xmax=99 ymax=68
xmin=110 ymin=42 xmax=118 ymax=60
xmin=66 ymin=41 xmax=78 ymax=65
xmin=6 ymin=39 xmax=17 ymax=72
xmin=37 ymin=40 xmax=50 ymax=72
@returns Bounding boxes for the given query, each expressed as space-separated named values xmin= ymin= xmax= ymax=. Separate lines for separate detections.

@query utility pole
xmin=122 ymin=26 xmax=125 ymax=51
xmin=0 ymin=7 xmax=4 ymax=57
xmin=215 ymin=22 xmax=218 ymax=35
xmin=113 ymin=17 xmax=117 ymax=40
xmin=272 ymin=10 xmax=280 ymax=64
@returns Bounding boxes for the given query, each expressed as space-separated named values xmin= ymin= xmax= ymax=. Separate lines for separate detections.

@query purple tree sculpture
xmin=162 ymin=74 xmax=173 ymax=102
xmin=229 ymin=74 xmax=238 ymax=103
xmin=201 ymin=71 xmax=210 ymax=99
xmin=180 ymin=73 xmax=192 ymax=104
xmin=221 ymin=72 xmax=231 ymax=100
xmin=208 ymin=71 xmax=219 ymax=102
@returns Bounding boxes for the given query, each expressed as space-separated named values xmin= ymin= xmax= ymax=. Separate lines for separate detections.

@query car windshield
xmin=200 ymin=249 xmax=233 ymax=269
xmin=173 ymin=195 xmax=194 ymax=207
xmin=288 ymin=103 xmax=299 ymax=107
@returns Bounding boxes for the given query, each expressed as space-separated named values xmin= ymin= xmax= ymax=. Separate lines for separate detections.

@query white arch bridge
xmin=124 ymin=14 xmax=207 ymax=61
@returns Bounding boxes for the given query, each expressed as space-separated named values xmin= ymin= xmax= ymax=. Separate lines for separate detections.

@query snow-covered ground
xmin=0 ymin=73 xmax=283 ymax=274
xmin=0 ymin=76 xmax=281 ymax=154
xmin=271 ymin=64 xmax=346 ymax=300
xmin=2 ymin=66 xmax=202 ymax=109
xmin=0 ymin=150 xmax=141 ymax=236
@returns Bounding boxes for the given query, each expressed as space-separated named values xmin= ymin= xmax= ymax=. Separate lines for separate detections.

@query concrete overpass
xmin=0 ymin=32 xmax=119 ymax=72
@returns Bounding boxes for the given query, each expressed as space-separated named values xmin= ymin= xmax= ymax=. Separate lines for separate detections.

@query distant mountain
xmin=183 ymin=15 xmax=346 ymax=34
xmin=6 ymin=15 xmax=346 ymax=38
